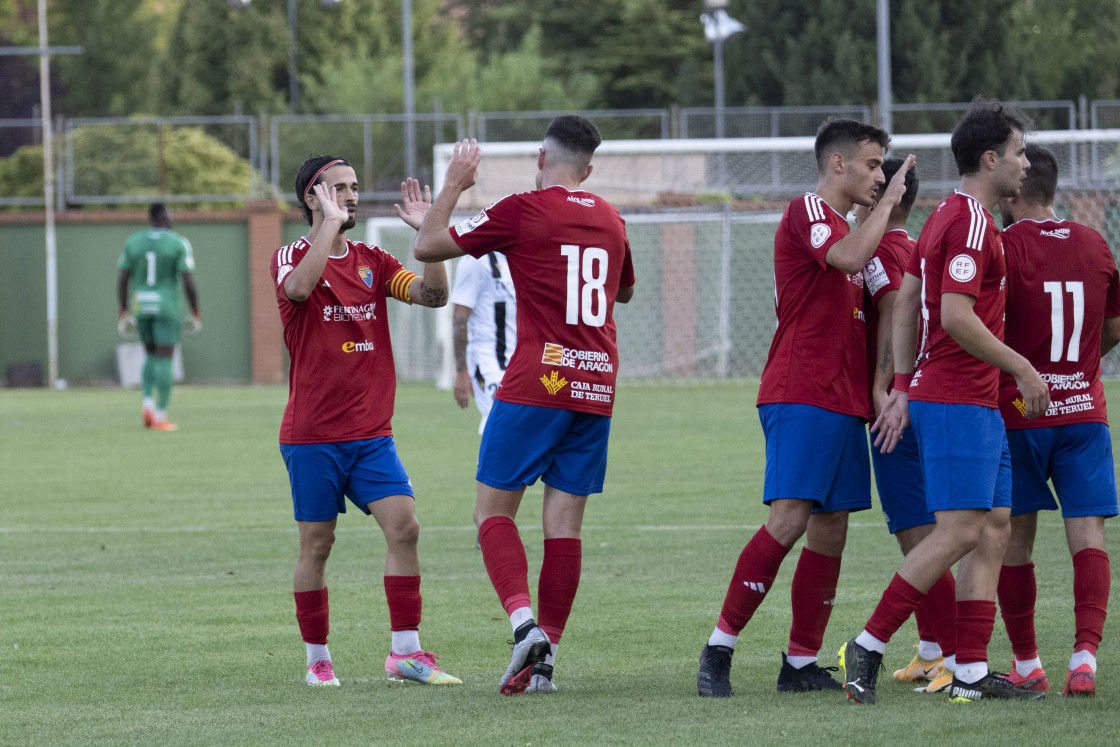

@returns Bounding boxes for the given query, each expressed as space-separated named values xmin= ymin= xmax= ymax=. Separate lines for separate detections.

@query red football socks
xmin=915 ymin=569 xmax=957 ymax=656
xmin=955 ymin=599 xmax=997 ymax=665
xmin=384 ymin=575 xmax=422 ymax=632
xmin=1072 ymin=548 xmax=1110 ymax=655
xmin=537 ymin=538 xmax=582 ymax=645
xmin=997 ymin=563 xmax=1038 ymax=660
xmin=787 ymin=547 xmax=841 ymax=657
xmin=717 ymin=526 xmax=790 ymax=635
xmin=864 ymin=573 xmax=925 ymax=643
xmin=479 ymin=516 xmax=532 ymax=614
xmin=294 ymin=586 xmax=329 ymax=645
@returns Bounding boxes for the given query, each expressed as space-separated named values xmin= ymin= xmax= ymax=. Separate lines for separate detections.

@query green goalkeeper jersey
xmin=117 ymin=228 xmax=195 ymax=319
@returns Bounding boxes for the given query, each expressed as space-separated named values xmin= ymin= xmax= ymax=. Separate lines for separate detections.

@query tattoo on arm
xmin=453 ymin=314 xmax=468 ymax=371
xmin=418 ymin=283 xmax=448 ymax=308
xmin=878 ymin=340 xmax=893 ymax=376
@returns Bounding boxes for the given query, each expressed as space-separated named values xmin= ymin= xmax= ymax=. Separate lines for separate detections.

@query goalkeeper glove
xmin=117 ymin=312 xmax=138 ymax=341
xmin=182 ymin=311 xmax=202 ymax=339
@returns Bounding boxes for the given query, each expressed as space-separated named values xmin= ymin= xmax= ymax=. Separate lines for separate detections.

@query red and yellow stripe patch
xmin=388 ymin=268 xmax=418 ymax=304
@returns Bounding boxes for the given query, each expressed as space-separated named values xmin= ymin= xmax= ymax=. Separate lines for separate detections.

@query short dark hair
xmin=544 ymin=115 xmax=602 ymax=167
xmin=950 ymin=97 xmax=1032 ymax=176
xmin=878 ymin=158 xmax=919 ymax=214
xmin=814 ymin=118 xmax=890 ymax=172
xmin=1018 ymin=143 xmax=1058 ymax=205
xmin=148 ymin=202 xmax=170 ymax=226
xmin=295 ymin=154 xmax=351 ymax=226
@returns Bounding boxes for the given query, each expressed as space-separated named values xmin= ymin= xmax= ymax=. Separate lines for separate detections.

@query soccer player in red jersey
xmin=695 ymin=119 xmax=915 ymax=698
xmin=272 ymin=155 xmax=461 ymax=688
xmin=995 ymin=143 xmax=1120 ymax=697
xmin=841 ymin=98 xmax=1050 ymax=704
xmin=857 ymin=161 xmax=958 ymax=692
xmin=413 ymin=116 xmax=636 ymax=695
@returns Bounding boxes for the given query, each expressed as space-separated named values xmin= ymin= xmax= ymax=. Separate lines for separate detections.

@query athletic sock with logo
xmin=714 ymin=525 xmax=790 ymax=637
xmin=787 ymin=547 xmax=841 ymax=658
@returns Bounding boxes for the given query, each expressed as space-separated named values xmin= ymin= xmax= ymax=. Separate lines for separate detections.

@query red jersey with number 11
xmin=999 ymin=218 xmax=1120 ymax=428
xmin=449 ymin=186 xmax=635 ymax=417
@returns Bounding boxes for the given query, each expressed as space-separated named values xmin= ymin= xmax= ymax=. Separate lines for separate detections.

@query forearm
xmin=891 ymin=276 xmax=921 ymax=375
xmin=284 ymin=222 xmax=342 ymax=301
xmin=943 ymin=301 xmax=1033 ymax=378
xmin=182 ymin=273 xmax=200 ymax=315
xmin=826 ymin=208 xmax=893 ymax=274
xmin=410 ymin=261 xmax=449 ymax=308
xmin=415 ymin=186 xmax=466 ymax=262
xmin=873 ymin=301 xmax=895 ymax=396
xmin=453 ymin=308 xmax=470 ymax=371
xmin=116 ymin=272 xmax=130 ymax=313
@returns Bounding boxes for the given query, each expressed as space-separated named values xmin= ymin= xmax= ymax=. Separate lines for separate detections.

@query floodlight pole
xmin=288 ymin=0 xmax=300 ymax=113
xmin=876 ymin=0 xmax=892 ymax=134
xmin=38 ymin=0 xmax=58 ymax=389
xmin=402 ymin=0 xmax=416 ymax=181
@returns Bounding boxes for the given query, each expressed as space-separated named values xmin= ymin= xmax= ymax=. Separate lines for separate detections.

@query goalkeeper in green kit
xmin=116 ymin=203 xmax=201 ymax=431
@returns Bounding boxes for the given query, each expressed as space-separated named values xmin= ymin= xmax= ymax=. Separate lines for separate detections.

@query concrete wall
xmin=0 ymin=205 xmax=300 ymax=386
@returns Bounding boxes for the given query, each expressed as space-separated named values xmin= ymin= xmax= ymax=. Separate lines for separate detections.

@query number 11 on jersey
xmin=561 ymin=244 xmax=609 ymax=327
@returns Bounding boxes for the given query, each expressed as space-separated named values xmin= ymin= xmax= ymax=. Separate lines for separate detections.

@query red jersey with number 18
xmin=907 ymin=191 xmax=1006 ymax=407
xmin=271 ymin=237 xmax=416 ymax=444
xmin=757 ymin=193 xmax=868 ymax=418
xmin=449 ymin=186 xmax=635 ymax=417
xmin=999 ymin=219 xmax=1120 ymax=428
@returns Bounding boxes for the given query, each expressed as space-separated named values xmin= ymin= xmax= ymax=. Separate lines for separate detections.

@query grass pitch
xmin=1 ymin=382 xmax=1118 ymax=745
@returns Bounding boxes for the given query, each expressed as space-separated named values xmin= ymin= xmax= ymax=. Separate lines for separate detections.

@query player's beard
xmin=342 ymin=216 xmax=357 ymax=231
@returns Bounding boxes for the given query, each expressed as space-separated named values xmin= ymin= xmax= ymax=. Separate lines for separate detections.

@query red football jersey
xmin=862 ymin=229 xmax=917 ymax=419
xmin=271 ymin=237 xmax=416 ymax=444
xmin=907 ymin=191 xmax=1006 ymax=407
xmin=999 ymin=219 xmax=1120 ymax=428
xmin=757 ymin=193 xmax=868 ymax=418
xmin=449 ymin=186 xmax=635 ymax=416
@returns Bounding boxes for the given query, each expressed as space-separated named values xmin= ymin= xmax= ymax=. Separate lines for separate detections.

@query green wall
xmin=1 ymin=218 xmax=252 ymax=384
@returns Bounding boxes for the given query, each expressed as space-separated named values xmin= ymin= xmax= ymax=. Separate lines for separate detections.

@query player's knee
xmin=385 ymin=517 xmax=421 ymax=547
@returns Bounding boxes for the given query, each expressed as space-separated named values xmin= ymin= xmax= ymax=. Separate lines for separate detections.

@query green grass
xmin=2 ymin=382 xmax=1118 ymax=746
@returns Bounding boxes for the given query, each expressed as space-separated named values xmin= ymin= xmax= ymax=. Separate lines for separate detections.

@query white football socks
xmin=391 ymin=630 xmax=421 ymax=656
xmin=305 ymin=643 xmax=330 ymax=667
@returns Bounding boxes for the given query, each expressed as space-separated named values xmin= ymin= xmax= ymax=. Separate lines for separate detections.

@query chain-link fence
xmin=1 ymin=101 xmax=1118 ymax=208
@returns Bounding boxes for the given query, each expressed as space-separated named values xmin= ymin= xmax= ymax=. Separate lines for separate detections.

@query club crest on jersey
xmin=949 ymin=254 xmax=977 ymax=282
xmin=810 ymin=223 xmax=832 ymax=248
xmin=357 ymin=265 xmax=374 ymax=288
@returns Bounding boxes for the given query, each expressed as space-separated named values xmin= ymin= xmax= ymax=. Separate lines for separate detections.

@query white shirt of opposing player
xmin=450 ymin=253 xmax=517 ymax=432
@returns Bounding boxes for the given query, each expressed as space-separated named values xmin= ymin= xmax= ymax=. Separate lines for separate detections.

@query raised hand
xmin=880 ymin=153 xmax=917 ymax=209
xmin=394 ymin=177 xmax=432 ymax=230
xmin=311 ymin=182 xmax=349 ymax=225
xmin=444 ymin=138 xmax=481 ymax=192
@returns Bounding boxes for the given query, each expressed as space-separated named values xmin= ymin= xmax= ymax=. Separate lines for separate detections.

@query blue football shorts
xmin=869 ymin=426 xmax=935 ymax=534
xmin=909 ymin=401 xmax=1011 ymax=512
xmin=1006 ymin=423 xmax=1119 ymax=518
xmin=477 ymin=400 xmax=611 ymax=496
xmin=280 ymin=437 xmax=414 ymax=522
xmin=757 ymin=403 xmax=871 ymax=513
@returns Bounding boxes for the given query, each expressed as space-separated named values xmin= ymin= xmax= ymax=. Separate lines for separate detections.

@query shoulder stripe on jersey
xmin=966 ymin=198 xmax=987 ymax=250
xmin=803 ymin=193 xmax=826 ymax=223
